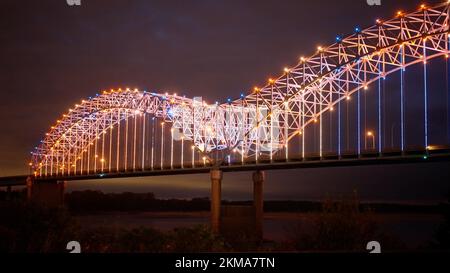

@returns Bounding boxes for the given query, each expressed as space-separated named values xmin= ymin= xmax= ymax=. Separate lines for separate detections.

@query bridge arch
xmin=234 ymin=2 xmax=450 ymax=157
xmin=31 ymin=2 xmax=450 ymax=176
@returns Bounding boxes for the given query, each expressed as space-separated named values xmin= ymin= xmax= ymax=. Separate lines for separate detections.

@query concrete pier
xmin=252 ymin=170 xmax=265 ymax=239
xmin=26 ymin=177 xmax=66 ymax=207
xmin=210 ymin=168 xmax=223 ymax=233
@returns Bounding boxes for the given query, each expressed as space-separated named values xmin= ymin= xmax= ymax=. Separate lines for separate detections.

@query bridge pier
xmin=253 ymin=170 xmax=265 ymax=240
xmin=210 ymin=168 xmax=222 ymax=234
xmin=210 ymin=168 xmax=265 ymax=240
xmin=26 ymin=177 xmax=66 ymax=207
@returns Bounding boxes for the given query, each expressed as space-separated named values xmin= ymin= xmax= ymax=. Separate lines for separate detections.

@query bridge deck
xmin=1 ymin=149 xmax=450 ymax=186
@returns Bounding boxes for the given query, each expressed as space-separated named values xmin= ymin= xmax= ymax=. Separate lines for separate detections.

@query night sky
xmin=1 ymin=0 xmax=449 ymax=202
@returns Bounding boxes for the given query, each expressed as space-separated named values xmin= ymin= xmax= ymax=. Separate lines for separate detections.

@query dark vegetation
xmin=284 ymin=194 xmax=406 ymax=251
xmin=0 ymin=189 xmax=448 ymax=252
xmin=0 ymin=201 xmax=226 ymax=253
xmin=431 ymin=194 xmax=450 ymax=250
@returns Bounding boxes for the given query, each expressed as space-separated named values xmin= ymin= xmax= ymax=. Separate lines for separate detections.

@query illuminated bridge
xmin=2 ymin=1 xmax=450 ymax=235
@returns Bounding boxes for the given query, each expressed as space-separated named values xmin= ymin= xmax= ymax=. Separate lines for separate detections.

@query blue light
xmin=167 ymin=108 xmax=174 ymax=117
xmin=240 ymin=93 xmax=244 ymax=98
xmin=355 ymin=27 xmax=361 ymax=33
xmin=96 ymin=93 xmax=99 ymax=96
xmin=227 ymin=98 xmax=231 ymax=103
xmin=336 ymin=36 xmax=342 ymax=42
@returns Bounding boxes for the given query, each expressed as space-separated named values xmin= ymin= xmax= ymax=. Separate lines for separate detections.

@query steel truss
xmin=31 ymin=2 xmax=450 ymax=175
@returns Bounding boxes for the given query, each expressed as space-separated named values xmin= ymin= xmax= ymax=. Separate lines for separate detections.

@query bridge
xmin=2 ymin=2 xmax=450 ymax=236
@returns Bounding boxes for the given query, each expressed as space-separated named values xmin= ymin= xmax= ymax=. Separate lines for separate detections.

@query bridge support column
xmin=253 ymin=170 xmax=265 ymax=240
xmin=26 ymin=177 xmax=66 ymax=207
xmin=210 ymin=168 xmax=222 ymax=234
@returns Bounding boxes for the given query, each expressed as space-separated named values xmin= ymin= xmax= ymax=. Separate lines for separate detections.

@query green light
xmin=423 ymin=156 xmax=428 ymax=160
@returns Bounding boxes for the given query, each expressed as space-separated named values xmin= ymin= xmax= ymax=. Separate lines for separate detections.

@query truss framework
xmin=31 ymin=2 xmax=450 ymax=175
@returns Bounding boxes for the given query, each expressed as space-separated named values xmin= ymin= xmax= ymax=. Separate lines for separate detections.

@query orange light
xmin=367 ymin=131 xmax=373 ymax=136
xmin=268 ymin=78 xmax=275 ymax=84
xmin=284 ymin=67 xmax=290 ymax=73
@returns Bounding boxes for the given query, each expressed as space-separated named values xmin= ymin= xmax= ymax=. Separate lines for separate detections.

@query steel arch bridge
xmin=30 ymin=2 xmax=450 ymax=178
